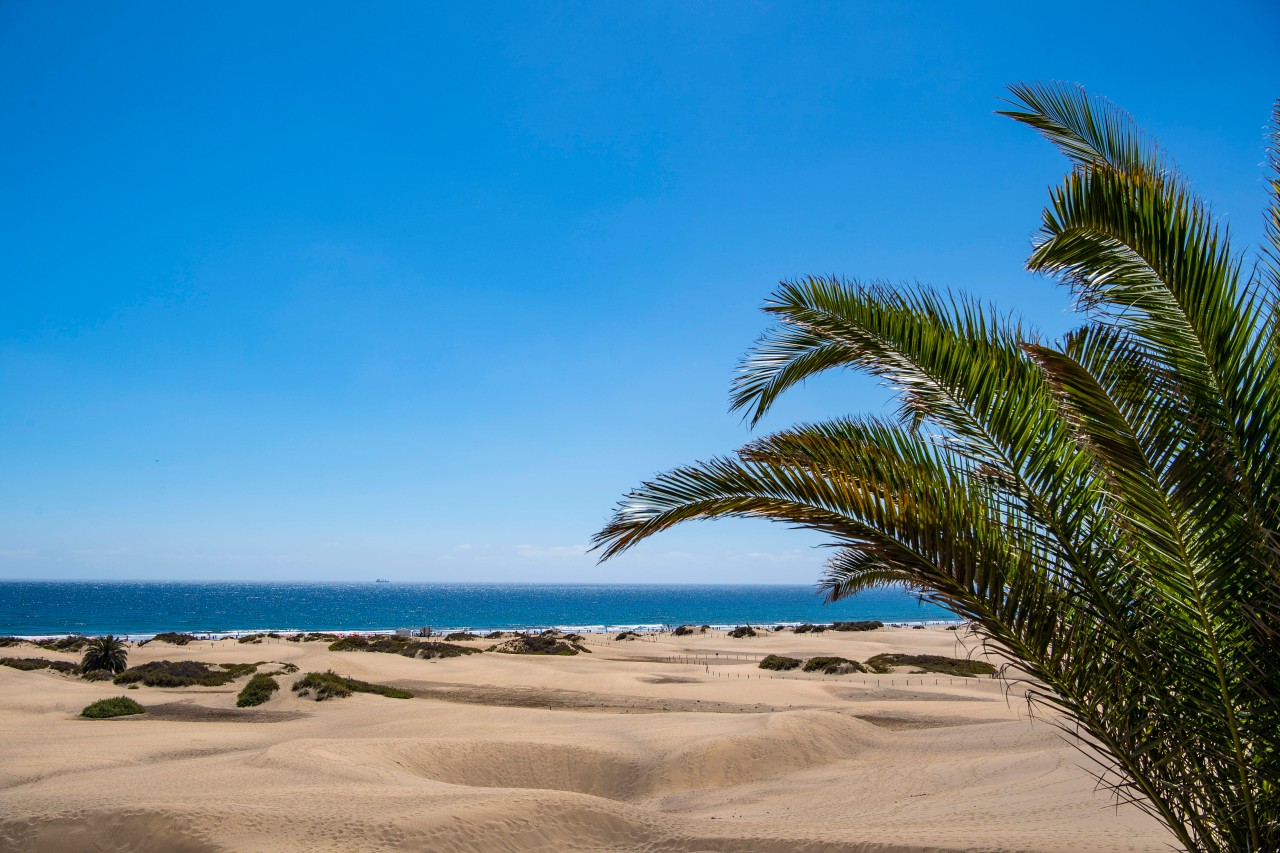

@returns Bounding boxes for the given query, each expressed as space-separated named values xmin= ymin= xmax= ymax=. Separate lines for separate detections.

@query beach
xmin=0 ymin=626 xmax=1167 ymax=852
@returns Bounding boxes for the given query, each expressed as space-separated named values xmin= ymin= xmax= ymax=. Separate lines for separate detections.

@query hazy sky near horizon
xmin=2 ymin=2 xmax=1278 ymax=583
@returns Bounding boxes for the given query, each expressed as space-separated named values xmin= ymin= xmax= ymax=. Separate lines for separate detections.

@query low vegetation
xmin=0 ymin=657 xmax=80 ymax=674
xmin=444 ymin=632 xmax=479 ymax=641
xmin=672 ymin=625 xmax=694 ymax=636
xmin=727 ymin=626 xmax=757 ymax=638
xmin=81 ymin=696 xmax=146 ymax=718
xmin=865 ymin=653 xmax=995 ymax=677
xmin=237 ymin=632 xmax=282 ymax=644
xmin=113 ymin=660 xmax=261 ymax=687
xmin=758 ymin=654 xmax=801 ymax=671
xmin=291 ymin=671 xmax=412 ymax=701
xmin=34 ymin=636 xmax=92 ymax=652
xmin=614 ymin=631 xmax=642 ymax=641
xmin=803 ymin=656 xmax=867 ymax=674
xmin=484 ymin=631 xmax=507 ymax=639
xmin=490 ymin=634 xmax=589 ymax=656
xmin=0 ymin=637 xmax=27 ymax=648
xmin=793 ymin=623 xmax=827 ymax=634
xmin=141 ymin=632 xmax=199 ymax=646
xmin=286 ymin=632 xmax=341 ymax=643
xmin=236 ymin=674 xmax=280 ymax=707
xmin=831 ymin=621 xmax=883 ymax=632
xmin=263 ymin=662 xmax=299 ymax=675
xmin=327 ymin=635 xmax=479 ymax=659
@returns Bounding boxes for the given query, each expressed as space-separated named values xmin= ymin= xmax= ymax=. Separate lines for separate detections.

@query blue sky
xmin=2 ymin=2 xmax=1278 ymax=583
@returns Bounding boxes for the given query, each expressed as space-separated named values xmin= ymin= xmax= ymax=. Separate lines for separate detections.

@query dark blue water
xmin=0 ymin=581 xmax=955 ymax=637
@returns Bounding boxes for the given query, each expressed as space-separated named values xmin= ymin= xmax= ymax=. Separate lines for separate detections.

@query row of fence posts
xmin=688 ymin=667 xmax=989 ymax=688
xmin=576 ymin=632 xmax=1001 ymax=689
xmin=184 ymin=631 xmax=996 ymax=690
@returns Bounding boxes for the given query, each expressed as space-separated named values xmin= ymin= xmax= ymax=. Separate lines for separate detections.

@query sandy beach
xmin=0 ymin=626 xmax=1168 ymax=852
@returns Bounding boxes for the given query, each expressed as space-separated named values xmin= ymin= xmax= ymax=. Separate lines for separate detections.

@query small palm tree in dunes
xmin=594 ymin=82 xmax=1280 ymax=853
xmin=81 ymin=635 xmax=128 ymax=675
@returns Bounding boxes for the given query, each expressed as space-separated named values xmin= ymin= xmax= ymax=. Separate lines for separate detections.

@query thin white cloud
xmin=70 ymin=547 xmax=136 ymax=558
xmin=516 ymin=544 xmax=590 ymax=559
xmin=742 ymin=549 xmax=807 ymax=563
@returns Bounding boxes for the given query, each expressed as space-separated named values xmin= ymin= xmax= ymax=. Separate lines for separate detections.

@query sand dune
xmin=0 ymin=627 xmax=1169 ymax=852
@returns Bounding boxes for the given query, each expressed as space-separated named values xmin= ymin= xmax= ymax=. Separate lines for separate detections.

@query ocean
xmin=0 ymin=581 xmax=956 ymax=638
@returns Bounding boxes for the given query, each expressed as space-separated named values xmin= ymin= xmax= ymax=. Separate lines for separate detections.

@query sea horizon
xmin=0 ymin=580 xmax=957 ymax=638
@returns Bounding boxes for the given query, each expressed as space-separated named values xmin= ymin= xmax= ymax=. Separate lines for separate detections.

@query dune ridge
xmin=0 ymin=627 xmax=1168 ymax=852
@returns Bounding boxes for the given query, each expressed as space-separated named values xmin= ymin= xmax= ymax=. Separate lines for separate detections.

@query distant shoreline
xmin=0 ymin=580 xmax=957 ymax=637
xmin=6 ymin=618 xmax=965 ymax=642
xmin=0 ymin=579 xmax=865 ymax=587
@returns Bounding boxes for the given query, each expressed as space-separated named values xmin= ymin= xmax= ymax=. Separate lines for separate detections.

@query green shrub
xmin=0 ymin=637 xmax=27 ymax=648
xmin=141 ymin=632 xmax=199 ymax=646
xmin=219 ymin=662 xmax=262 ymax=678
xmin=672 ymin=625 xmax=694 ymax=636
xmin=328 ymin=635 xmax=389 ymax=651
xmin=114 ymin=660 xmax=256 ymax=687
xmin=492 ymin=634 xmax=588 ymax=656
xmin=803 ymin=656 xmax=867 ymax=674
xmin=484 ymin=631 xmax=506 ymax=639
xmin=0 ymin=657 xmax=79 ymax=674
xmin=293 ymin=671 xmax=351 ymax=700
xmin=291 ymin=671 xmax=412 ymax=701
xmin=286 ymin=632 xmax=341 ymax=643
xmin=81 ymin=696 xmax=145 ymax=718
xmin=236 ymin=674 xmax=280 ymax=707
xmin=328 ymin=635 xmax=479 ymax=659
xmin=758 ymin=654 xmax=801 ymax=671
xmin=82 ymin=669 xmax=115 ymax=681
xmin=794 ymin=623 xmax=828 ymax=634
xmin=263 ymin=662 xmax=299 ymax=675
xmin=864 ymin=653 xmax=996 ymax=677
xmin=831 ymin=621 xmax=883 ymax=632
xmin=34 ymin=636 xmax=91 ymax=652
xmin=614 ymin=631 xmax=642 ymax=641
xmin=444 ymin=632 xmax=479 ymax=641
xmin=728 ymin=626 xmax=757 ymax=638
xmin=238 ymin=634 xmax=263 ymax=644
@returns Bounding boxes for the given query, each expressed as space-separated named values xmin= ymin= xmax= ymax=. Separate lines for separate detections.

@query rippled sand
xmin=0 ymin=627 xmax=1168 ymax=852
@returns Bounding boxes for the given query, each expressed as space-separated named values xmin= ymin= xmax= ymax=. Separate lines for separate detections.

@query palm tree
xmin=81 ymin=635 xmax=128 ymax=675
xmin=594 ymin=82 xmax=1280 ymax=853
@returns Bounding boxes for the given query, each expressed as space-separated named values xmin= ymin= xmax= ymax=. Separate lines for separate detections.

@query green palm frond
xmin=999 ymin=81 xmax=1166 ymax=176
xmin=595 ymin=83 xmax=1280 ymax=852
xmin=817 ymin=548 xmax=912 ymax=601
xmin=81 ymin=635 xmax=128 ymax=675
